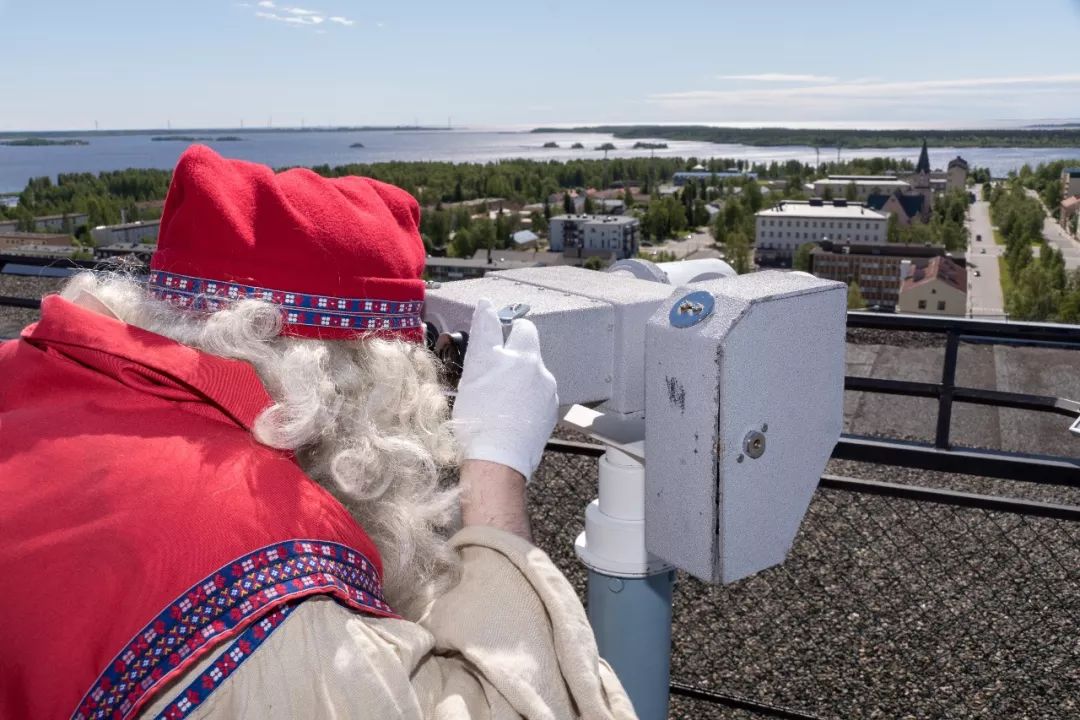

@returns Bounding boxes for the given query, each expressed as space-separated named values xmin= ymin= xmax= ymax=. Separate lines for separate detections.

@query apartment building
xmin=755 ymin=200 xmax=888 ymax=264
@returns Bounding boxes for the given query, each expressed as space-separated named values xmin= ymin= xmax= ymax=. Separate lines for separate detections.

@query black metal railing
xmin=839 ymin=311 xmax=1080 ymax=485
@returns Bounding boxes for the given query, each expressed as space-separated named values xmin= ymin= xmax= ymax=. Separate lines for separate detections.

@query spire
xmin=916 ymin=139 xmax=930 ymax=174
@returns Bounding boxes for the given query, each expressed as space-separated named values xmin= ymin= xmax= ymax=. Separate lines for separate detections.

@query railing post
xmin=934 ymin=330 xmax=960 ymax=449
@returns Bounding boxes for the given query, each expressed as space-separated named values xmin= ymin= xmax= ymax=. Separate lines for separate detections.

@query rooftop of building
xmin=902 ymin=255 xmax=966 ymax=294
xmin=758 ymin=201 xmax=888 ymax=220
xmin=34 ymin=212 xmax=88 ymax=221
xmin=813 ymin=178 xmax=911 ymax=187
xmin=811 ymin=241 xmax=950 ymax=258
xmin=550 ymin=214 xmax=638 ymax=225
xmin=93 ymin=220 xmax=161 ymax=231
xmin=865 ymin=191 xmax=928 ymax=219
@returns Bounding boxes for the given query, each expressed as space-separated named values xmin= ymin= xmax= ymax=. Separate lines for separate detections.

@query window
xmin=918 ymin=299 xmax=927 ymax=309
xmin=937 ymin=301 xmax=946 ymax=311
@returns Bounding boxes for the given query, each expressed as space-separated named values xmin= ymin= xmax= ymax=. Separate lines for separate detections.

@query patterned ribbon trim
xmin=154 ymin=604 xmax=295 ymax=720
xmin=72 ymin=540 xmax=395 ymax=720
xmin=149 ymin=270 xmax=424 ymax=332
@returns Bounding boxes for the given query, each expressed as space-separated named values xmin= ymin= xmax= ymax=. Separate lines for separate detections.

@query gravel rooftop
xmin=2 ymin=277 xmax=1078 ymax=719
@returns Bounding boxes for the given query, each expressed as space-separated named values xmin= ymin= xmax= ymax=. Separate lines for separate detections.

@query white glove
xmin=451 ymin=298 xmax=559 ymax=482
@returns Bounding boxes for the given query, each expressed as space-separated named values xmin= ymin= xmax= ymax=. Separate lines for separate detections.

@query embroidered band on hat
xmin=149 ymin=271 xmax=424 ymax=334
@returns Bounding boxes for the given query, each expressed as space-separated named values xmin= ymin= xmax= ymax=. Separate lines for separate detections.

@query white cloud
xmin=251 ymin=4 xmax=353 ymax=28
xmin=718 ymin=73 xmax=838 ymax=83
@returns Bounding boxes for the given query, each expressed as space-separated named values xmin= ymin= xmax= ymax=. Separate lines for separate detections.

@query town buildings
xmin=754 ymin=200 xmax=888 ymax=264
xmin=807 ymin=176 xmax=911 ymax=201
xmin=1062 ymin=167 xmax=1080 ymax=198
xmin=90 ymin=220 xmax=161 ymax=246
xmin=808 ymin=242 xmax=959 ymax=310
xmin=33 ymin=212 xmax=88 ymax=233
xmin=548 ymin=214 xmax=640 ymax=260
xmin=807 ymin=142 xmax=968 ymax=226
xmin=1060 ymin=168 xmax=1080 ymax=237
xmin=0 ymin=231 xmax=72 ymax=250
xmin=0 ymin=219 xmax=17 ymax=233
xmin=896 ymin=256 xmax=967 ymax=316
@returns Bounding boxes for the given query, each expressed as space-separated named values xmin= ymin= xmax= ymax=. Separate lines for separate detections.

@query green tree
xmin=727 ymin=230 xmax=751 ymax=274
xmin=793 ymin=242 xmax=818 ymax=272
xmin=981 ymin=182 xmax=992 ymax=202
xmin=583 ymin=256 xmax=606 ymax=271
xmin=584 ymin=195 xmax=596 ymax=214
xmin=822 ymin=186 xmax=834 ymax=201
xmin=847 ymin=280 xmax=866 ymax=310
xmin=563 ymin=192 xmax=575 ymax=215
xmin=844 ymin=182 xmax=857 ymax=202
xmin=886 ymin=213 xmax=900 ymax=243
xmin=622 ymin=188 xmax=634 ymax=210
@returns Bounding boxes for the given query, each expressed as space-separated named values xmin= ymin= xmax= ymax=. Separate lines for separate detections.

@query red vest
xmin=0 ymin=297 xmax=396 ymax=720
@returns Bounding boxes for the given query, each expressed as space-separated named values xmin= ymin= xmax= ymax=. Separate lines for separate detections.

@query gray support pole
xmin=575 ymin=447 xmax=675 ymax=720
xmin=587 ymin=568 xmax=675 ymax=720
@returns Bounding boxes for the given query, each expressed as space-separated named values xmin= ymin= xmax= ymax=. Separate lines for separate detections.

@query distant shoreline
xmin=531 ymin=125 xmax=1080 ymax=148
xmin=0 ymin=126 xmax=450 ymax=140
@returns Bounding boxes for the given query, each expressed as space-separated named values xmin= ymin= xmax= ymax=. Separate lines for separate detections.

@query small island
xmin=150 ymin=136 xmax=244 ymax=142
xmin=0 ymin=137 xmax=89 ymax=147
xmin=570 ymin=142 xmax=584 ymax=149
xmin=632 ymin=141 xmax=668 ymax=149
xmin=542 ymin=141 xmax=559 ymax=148
xmin=349 ymin=142 xmax=365 ymax=148
xmin=595 ymin=142 xmax=616 ymax=151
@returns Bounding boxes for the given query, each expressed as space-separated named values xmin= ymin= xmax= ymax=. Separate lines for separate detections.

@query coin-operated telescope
xmin=425 ymin=261 xmax=846 ymax=719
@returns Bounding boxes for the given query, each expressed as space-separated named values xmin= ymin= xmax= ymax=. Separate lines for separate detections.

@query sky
xmin=2 ymin=0 xmax=1080 ymax=131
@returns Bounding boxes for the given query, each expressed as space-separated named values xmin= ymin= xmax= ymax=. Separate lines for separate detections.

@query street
xmin=965 ymin=200 xmax=1006 ymax=319
xmin=639 ymin=229 xmax=718 ymax=260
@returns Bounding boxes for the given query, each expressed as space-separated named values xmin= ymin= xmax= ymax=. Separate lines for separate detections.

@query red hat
xmin=149 ymin=144 xmax=426 ymax=340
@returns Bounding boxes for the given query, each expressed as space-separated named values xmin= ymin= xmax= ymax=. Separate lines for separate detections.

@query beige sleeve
xmin=138 ymin=527 xmax=635 ymax=720
xmin=421 ymin=526 xmax=636 ymax=720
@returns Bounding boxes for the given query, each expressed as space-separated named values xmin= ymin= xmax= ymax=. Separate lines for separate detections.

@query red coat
xmin=0 ymin=296 xmax=395 ymax=720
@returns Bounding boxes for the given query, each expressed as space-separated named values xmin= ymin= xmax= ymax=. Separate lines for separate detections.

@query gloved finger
xmin=504 ymin=317 xmax=542 ymax=356
xmin=468 ymin=298 xmax=504 ymax=349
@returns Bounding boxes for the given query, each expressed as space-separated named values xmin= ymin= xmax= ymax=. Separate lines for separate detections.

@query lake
xmin=2 ymin=129 xmax=1079 ymax=193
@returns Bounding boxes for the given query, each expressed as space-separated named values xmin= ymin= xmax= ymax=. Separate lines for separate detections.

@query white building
xmin=806 ymin=176 xmax=911 ymax=200
xmin=548 ymin=214 xmax=639 ymax=260
xmin=90 ymin=220 xmax=160 ymax=246
xmin=754 ymin=200 xmax=888 ymax=263
xmin=0 ymin=219 xmax=17 ymax=233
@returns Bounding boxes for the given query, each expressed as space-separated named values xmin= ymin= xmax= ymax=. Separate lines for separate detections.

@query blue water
xmin=1 ymin=129 xmax=1078 ymax=194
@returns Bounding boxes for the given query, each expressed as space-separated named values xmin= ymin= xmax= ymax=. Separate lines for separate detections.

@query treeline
xmin=989 ymin=183 xmax=1080 ymax=322
xmin=1016 ymin=158 xmax=1080 ymax=216
xmin=537 ymin=125 xmax=1080 ymax=149
xmin=0 ymin=170 xmax=172 ymax=229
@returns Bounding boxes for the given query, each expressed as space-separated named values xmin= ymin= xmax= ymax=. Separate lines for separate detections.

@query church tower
xmin=912 ymin=139 xmax=933 ymax=217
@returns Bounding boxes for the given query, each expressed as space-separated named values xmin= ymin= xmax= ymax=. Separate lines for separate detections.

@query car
xmin=981 ymin=248 xmax=986 ymax=254
xmin=974 ymin=270 xmax=982 ymax=277
xmin=976 ymin=234 xmax=982 ymax=242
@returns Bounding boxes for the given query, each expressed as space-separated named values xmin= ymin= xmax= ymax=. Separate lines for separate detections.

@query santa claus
xmin=0 ymin=145 xmax=635 ymax=719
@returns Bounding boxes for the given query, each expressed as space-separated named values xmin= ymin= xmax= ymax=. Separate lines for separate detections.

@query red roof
xmin=902 ymin=256 xmax=966 ymax=294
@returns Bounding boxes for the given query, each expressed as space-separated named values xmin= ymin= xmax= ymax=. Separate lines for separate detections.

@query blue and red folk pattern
xmin=148 ymin=270 xmax=424 ymax=333
xmin=154 ymin=603 xmax=295 ymax=720
xmin=72 ymin=541 xmax=396 ymax=720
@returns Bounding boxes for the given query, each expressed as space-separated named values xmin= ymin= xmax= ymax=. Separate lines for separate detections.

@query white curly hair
xmin=61 ymin=271 xmax=461 ymax=620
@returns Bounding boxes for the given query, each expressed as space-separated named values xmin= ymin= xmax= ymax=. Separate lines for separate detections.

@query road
xmin=638 ymin=229 xmax=716 ymax=260
xmin=1024 ymin=188 xmax=1080 ymax=269
xmin=965 ymin=200 xmax=1006 ymax=319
